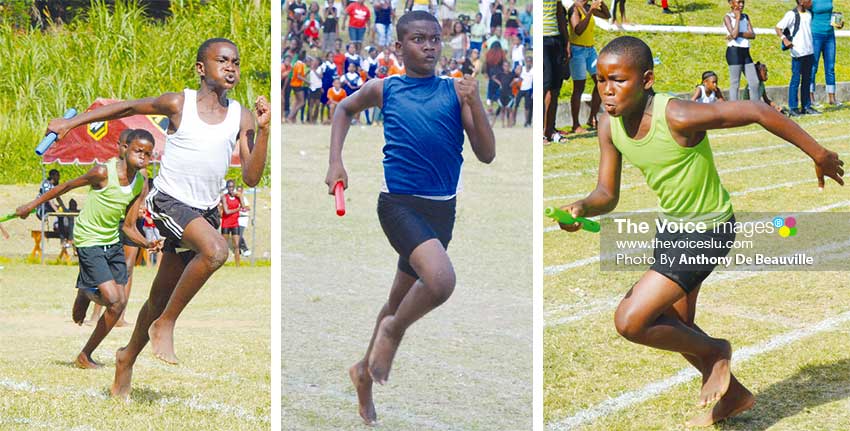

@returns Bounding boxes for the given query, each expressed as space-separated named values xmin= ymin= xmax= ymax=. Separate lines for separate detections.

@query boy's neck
xmin=197 ymin=84 xmax=230 ymax=107
xmin=623 ymin=92 xmax=655 ymax=130
xmin=116 ymin=157 xmax=137 ymax=186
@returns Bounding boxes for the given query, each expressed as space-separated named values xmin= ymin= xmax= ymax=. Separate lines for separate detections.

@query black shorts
xmin=377 ymin=193 xmax=456 ymax=278
xmin=309 ymin=88 xmax=322 ymax=100
xmin=221 ymin=226 xmax=240 ymax=235
xmin=145 ymin=187 xmax=221 ymax=254
xmin=76 ymin=243 xmax=128 ymax=290
xmin=725 ymin=46 xmax=753 ymax=66
xmin=543 ymin=36 xmax=569 ymax=91
xmin=650 ymin=216 xmax=736 ymax=293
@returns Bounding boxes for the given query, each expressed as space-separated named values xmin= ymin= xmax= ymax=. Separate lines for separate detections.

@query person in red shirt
xmin=220 ymin=180 xmax=243 ymax=267
xmin=343 ymin=0 xmax=371 ymax=51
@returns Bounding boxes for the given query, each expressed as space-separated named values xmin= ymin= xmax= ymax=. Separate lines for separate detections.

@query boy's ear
xmin=196 ymin=60 xmax=206 ymax=79
xmin=643 ymin=70 xmax=655 ymax=91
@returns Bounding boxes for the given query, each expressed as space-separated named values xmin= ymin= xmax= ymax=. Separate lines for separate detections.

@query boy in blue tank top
xmin=45 ymin=38 xmax=270 ymax=399
xmin=325 ymin=11 xmax=496 ymax=425
xmin=557 ymin=36 xmax=844 ymax=426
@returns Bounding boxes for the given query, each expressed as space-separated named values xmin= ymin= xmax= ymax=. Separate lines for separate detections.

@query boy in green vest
xmin=557 ymin=36 xmax=844 ymax=426
xmin=15 ymin=129 xmax=160 ymax=369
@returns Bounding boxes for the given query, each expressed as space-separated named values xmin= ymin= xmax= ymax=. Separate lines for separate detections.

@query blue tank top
xmin=382 ymin=75 xmax=464 ymax=196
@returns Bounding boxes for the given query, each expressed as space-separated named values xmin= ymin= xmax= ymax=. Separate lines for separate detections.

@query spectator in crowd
xmin=374 ymin=0 xmax=394 ymax=49
xmin=439 ymin=0 xmax=457 ymax=36
xmin=776 ymin=0 xmax=818 ymax=115
xmin=322 ymin=5 xmax=339 ymax=53
xmin=469 ymin=12 xmax=487 ymax=53
xmin=543 ymin=0 xmax=569 ymax=143
xmin=742 ymin=62 xmax=788 ymax=114
xmin=691 ymin=71 xmax=726 ymax=103
xmin=568 ymin=0 xmax=609 ymax=133
xmin=723 ymin=0 xmax=759 ymax=101
xmin=518 ymin=56 xmax=533 ymax=127
xmin=810 ymin=0 xmax=842 ymax=105
xmin=343 ymin=0 xmax=371 ymax=51
xmin=449 ymin=21 xmax=469 ymax=60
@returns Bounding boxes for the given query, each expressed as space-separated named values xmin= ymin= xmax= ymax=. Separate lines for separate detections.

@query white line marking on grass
xmin=544 ymin=134 xmax=850 ymax=185
xmin=546 ymin=309 xmax=850 ymax=431
xmin=0 ymin=378 xmax=268 ymax=423
xmin=545 ymin=159 xmax=809 ymax=202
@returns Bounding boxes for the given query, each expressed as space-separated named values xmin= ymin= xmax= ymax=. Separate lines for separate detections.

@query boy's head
xmin=347 ymin=62 xmax=357 ymax=73
xmin=395 ymin=11 xmax=441 ymax=76
xmin=333 ymin=77 xmax=342 ymax=88
xmin=68 ymin=199 xmax=78 ymax=211
xmin=196 ymin=38 xmax=240 ymax=90
xmin=347 ymin=43 xmax=357 ymax=54
xmin=597 ymin=36 xmax=655 ymax=117
xmin=226 ymin=179 xmax=235 ymax=195
xmin=476 ymin=12 xmax=482 ymax=22
xmin=368 ymin=46 xmax=378 ymax=58
xmin=120 ymin=129 xmax=155 ymax=170
xmin=335 ymin=39 xmax=342 ymax=50
xmin=526 ymin=56 xmax=533 ymax=67
xmin=755 ymin=62 xmax=768 ymax=82
xmin=701 ymin=71 xmax=719 ymax=91
xmin=48 ymin=169 xmax=60 ymax=185
xmin=796 ymin=0 xmax=812 ymax=9
xmin=502 ymin=60 xmax=511 ymax=72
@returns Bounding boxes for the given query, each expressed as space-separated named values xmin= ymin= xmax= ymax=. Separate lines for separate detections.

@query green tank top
xmin=74 ymin=158 xmax=145 ymax=247
xmin=609 ymin=93 xmax=733 ymax=224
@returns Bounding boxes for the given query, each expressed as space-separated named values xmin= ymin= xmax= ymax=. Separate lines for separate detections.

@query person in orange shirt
xmin=286 ymin=56 xmax=308 ymax=123
xmin=326 ymin=77 xmax=348 ymax=124
xmin=388 ymin=58 xmax=405 ymax=76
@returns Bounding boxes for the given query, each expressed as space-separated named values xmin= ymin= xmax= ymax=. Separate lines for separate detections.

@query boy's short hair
xmin=599 ymin=36 xmax=654 ymax=74
xmin=701 ymin=71 xmax=717 ymax=81
xmin=49 ymin=169 xmax=60 ymax=177
xmin=126 ymin=129 xmax=155 ymax=146
xmin=397 ymin=10 xmax=439 ymax=40
xmin=118 ymin=128 xmax=134 ymax=144
xmin=197 ymin=38 xmax=237 ymax=62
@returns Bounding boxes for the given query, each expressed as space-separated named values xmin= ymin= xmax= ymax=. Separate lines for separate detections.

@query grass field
xmin=0 ymin=263 xmax=271 ymax=431
xmin=543 ymin=107 xmax=850 ymax=430
xmin=282 ymin=123 xmax=532 ymax=430
xmin=0 ymin=184 xmax=272 ymax=430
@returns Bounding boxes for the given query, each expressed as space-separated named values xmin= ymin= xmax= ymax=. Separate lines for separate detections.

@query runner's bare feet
xmin=699 ymin=339 xmax=732 ymax=407
xmin=368 ymin=316 xmax=402 ymax=385
xmin=571 ymin=126 xmax=588 ymax=134
xmin=74 ymin=352 xmax=102 ymax=369
xmin=110 ymin=347 xmax=133 ymax=400
xmin=148 ymin=318 xmax=178 ymax=364
xmin=72 ymin=290 xmax=90 ymax=325
xmin=687 ymin=381 xmax=754 ymax=427
xmin=349 ymin=360 xmax=378 ymax=425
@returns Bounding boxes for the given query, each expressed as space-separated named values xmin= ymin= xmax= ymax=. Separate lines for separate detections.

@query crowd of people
xmin=544 ymin=0 xmax=844 ymax=144
xmin=283 ymin=0 xmax=534 ymax=127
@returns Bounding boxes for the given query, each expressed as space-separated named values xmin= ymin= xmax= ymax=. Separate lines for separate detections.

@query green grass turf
xmin=543 ymin=108 xmax=850 ymax=429
xmin=282 ymin=122 xmax=532 ymax=430
xmin=0 ymin=263 xmax=271 ymax=430
xmin=561 ymin=0 xmax=850 ymax=96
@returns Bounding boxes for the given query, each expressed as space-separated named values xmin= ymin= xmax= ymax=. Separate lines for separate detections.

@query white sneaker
xmin=242 ymin=249 xmax=252 ymax=257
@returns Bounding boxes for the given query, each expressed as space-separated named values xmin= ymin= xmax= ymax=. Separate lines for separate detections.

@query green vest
xmin=609 ymin=93 xmax=734 ymax=224
xmin=74 ymin=158 xmax=145 ymax=247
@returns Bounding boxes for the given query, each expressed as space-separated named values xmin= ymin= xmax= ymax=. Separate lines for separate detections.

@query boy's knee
xmin=614 ymin=308 xmax=644 ymax=342
xmin=428 ymin=269 xmax=456 ymax=306
xmin=202 ymin=238 xmax=229 ymax=269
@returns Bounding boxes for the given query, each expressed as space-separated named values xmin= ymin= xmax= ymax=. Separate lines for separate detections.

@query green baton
xmin=0 ymin=208 xmax=35 ymax=223
xmin=544 ymin=207 xmax=601 ymax=233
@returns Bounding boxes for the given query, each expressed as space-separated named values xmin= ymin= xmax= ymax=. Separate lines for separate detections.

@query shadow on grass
xmin=50 ymin=359 xmax=85 ymax=369
xmin=719 ymin=357 xmax=850 ymax=430
xmin=129 ymin=385 xmax=179 ymax=404
xmin=674 ymin=0 xmax=714 ymax=13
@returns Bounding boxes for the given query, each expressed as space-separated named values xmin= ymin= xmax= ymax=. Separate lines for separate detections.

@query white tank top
xmin=726 ymin=12 xmax=750 ymax=48
xmin=696 ymin=85 xmax=717 ymax=104
xmin=154 ymin=89 xmax=242 ymax=209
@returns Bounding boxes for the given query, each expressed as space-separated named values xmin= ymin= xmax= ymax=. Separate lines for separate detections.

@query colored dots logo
xmin=774 ymin=216 xmax=798 ymax=237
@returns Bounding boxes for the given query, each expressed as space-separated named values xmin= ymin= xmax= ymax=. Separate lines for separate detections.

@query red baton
xmin=334 ymin=181 xmax=345 ymax=216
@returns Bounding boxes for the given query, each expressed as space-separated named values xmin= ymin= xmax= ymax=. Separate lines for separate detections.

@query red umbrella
xmin=42 ymin=98 xmax=242 ymax=166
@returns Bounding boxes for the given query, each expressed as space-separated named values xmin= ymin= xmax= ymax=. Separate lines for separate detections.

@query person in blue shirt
xmin=324 ymin=10 xmax=495 ymax=425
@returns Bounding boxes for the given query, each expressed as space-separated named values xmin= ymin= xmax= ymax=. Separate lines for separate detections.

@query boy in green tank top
xmin=14 ymin=129 xmax=160 ymax=369
xmin=557 ymin=36 xmax=844 ymax=426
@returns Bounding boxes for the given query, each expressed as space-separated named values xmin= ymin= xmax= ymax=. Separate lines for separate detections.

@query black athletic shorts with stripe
xmin=145 ymin=187 xmax=220 ymax=256
xmin=376 ymin=192 xmax=456 ymax=278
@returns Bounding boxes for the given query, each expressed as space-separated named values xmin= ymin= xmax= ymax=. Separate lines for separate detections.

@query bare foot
xmin=110 ymin=347 xmax=133 ymax=400
xmin=368 ymin=316 xmax=402 ymax=385
xmin=571 ymin=126 xmax=588 ymax=134
xmin=349 ymin=361 xmax=378 ymax=425
xmin=687 ymin=382 xmax=754 ymax=427
xmin=148 ymin=318 xmax=179 ymax=365
xmin=699 ymin=339 xmax=732 ymax=407
xmin=115 ymin=319 xmax=132 ymax=327
xmin=72 ymin=290 xmax=91 ymax=326
xmin=74 ymin=352 xmax=102 ymax=369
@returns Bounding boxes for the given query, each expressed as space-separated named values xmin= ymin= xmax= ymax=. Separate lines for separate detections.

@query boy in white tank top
xmin=45 ymin=38 xmax=270 ymax=400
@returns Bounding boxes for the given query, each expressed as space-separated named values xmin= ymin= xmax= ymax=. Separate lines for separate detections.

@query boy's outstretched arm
xmin=122 ymin=183 xmax=160 ymax=251
xmin=559 ymin=115 xmax=622 ymax=231
xmin=238 ymin=96 xmax=271 ymax=187
xmin=15 ymin=166 xmax=108 ymax=218
xmin=667 ymin=99 xmax=845 ymax=188
xmin=46 ymin=93 xmax=183 ymax=140
xmin=325 ymin=78 xmax=384 ymax=194
xmin=456 ymin=75 xmax=495 ymax=163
